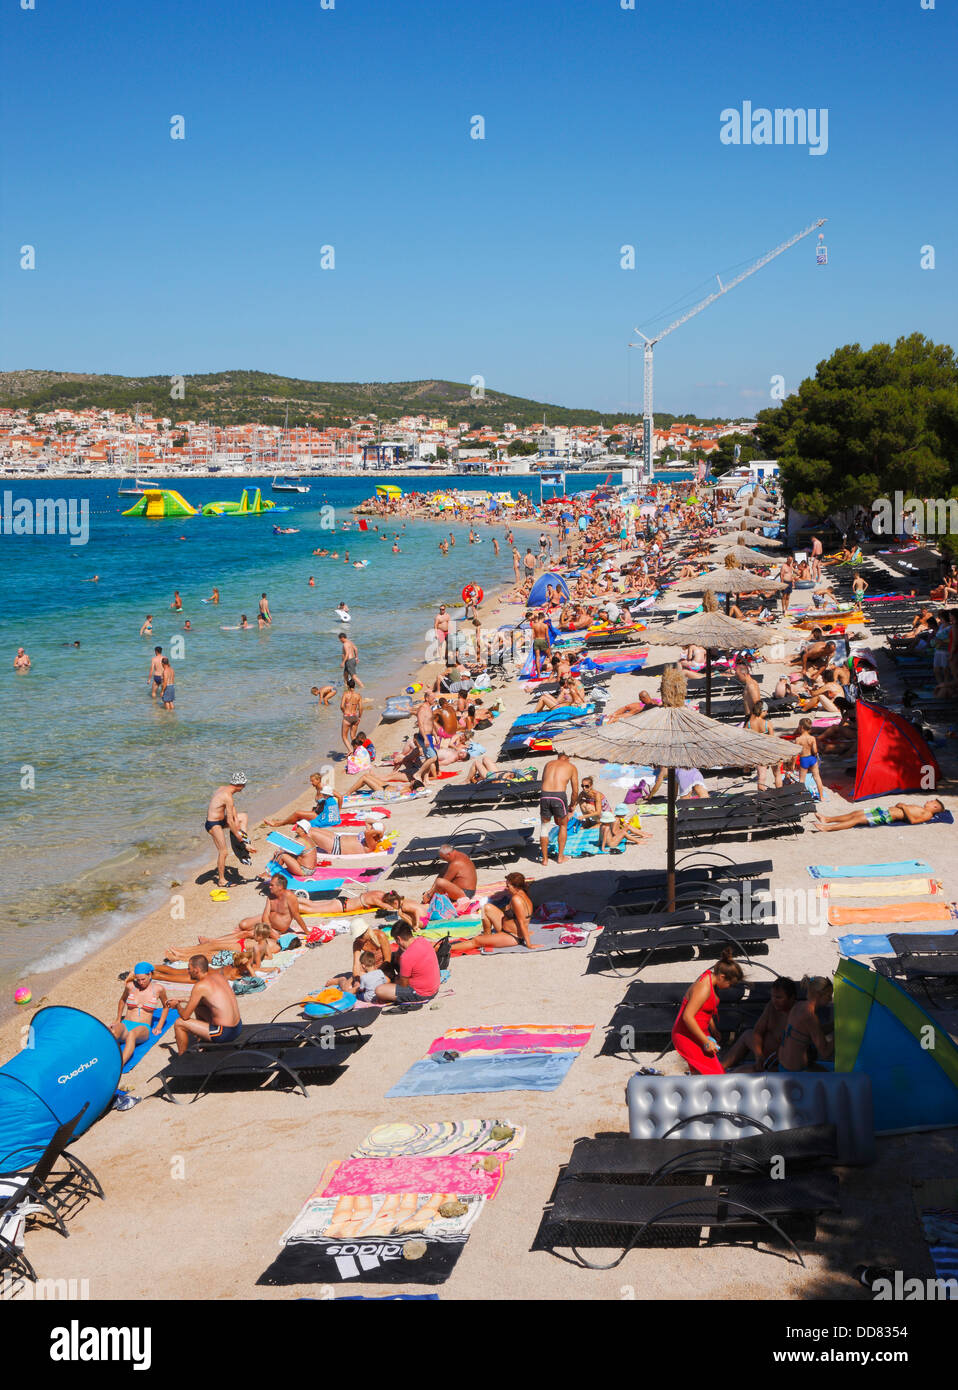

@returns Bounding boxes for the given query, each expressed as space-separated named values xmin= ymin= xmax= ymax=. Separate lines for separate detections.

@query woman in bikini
xmin=777 ymin=977 xmax=834 ymax=1071
xmin=110 ymin=965 xmax=170 ymax=1066
xmin=670 ymin=948 xmax=745 ymax=1075
xmin=472 ymin=873 xmax=535 ymax=950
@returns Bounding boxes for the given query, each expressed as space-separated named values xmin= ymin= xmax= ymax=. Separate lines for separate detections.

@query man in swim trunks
xmin=205 ymin=774 xmax=251 ymax=888
xmin=160 ymin=656 xmax=176 ymax=710
xmin=340 ymin=676 xmax=363 ymax=753
xmin=171 ymin=591 xmax=182 ymax=611
xmin=530 ymin=611 xmax=551 ymax=677
xmin=434 ymin=604 xmax=451 ymax=661
xmin=539 ymin=750 xmax=578 ymax=864
xmin=110 ymin=963 xmax=171 ymax=1066
xmin=811 ymin=798 xmax=945 ymax=832
xmin=425 ymin=844 xmax=477 ymax=904
xmin=148 ymin=645 xmax=163 ymax=698
xmin=338 ymin=632 xmax=364 ymax=689
xmin=258 ymin=592 xmax=271 ymax=625
xmin=523 ymin=548 xmax=536 ymax=581
xmin=172 ymin=954 xmax=242 ymax=1053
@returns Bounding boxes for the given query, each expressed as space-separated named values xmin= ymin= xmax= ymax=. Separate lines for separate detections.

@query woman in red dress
xmin=671 ymin=948 xmax=745 ymax=1075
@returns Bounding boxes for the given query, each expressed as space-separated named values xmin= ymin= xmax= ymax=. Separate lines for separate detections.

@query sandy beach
xmin=5 ymin=510 xmax=958 ymax=1303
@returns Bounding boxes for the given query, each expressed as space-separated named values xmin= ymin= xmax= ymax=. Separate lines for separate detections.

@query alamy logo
xmin=720 ymin=102 xmax=828 ymax=155
xmin=49 ymin=1321 xmax=152 ymax=1370
xmin=57 ymin=1057 xmax=98 ymax=1084
xmin=1 ymin=493 xmax=90 ymax=546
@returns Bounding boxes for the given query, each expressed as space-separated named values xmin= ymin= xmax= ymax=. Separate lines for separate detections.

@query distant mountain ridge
xmin=0 ymin=370 xmax=728 ymax=431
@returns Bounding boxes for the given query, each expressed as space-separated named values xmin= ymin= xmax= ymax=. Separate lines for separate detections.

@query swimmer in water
xmin=492 ymin=537 xmax=499 ymax=556
xmin=344 ymin=551 xmax=350 ymax=564
xmin=14 ymin=647 xmax=31 ymax=670
xmin=308 ymin=576 xmax=315 ymax=586
xmin=239 ymin=614 xmax=250 ymax=630
xmin=311 ymin=684 xmax=335 ymax=706
xmin=139 ymin=615 xmax=153 ymax=636
xmin=184 ymin=619 xmax=192 ymax=631
xmin=208 ymin=588 xmax=220 ymax=605
xmin=392 ymin=542 xmax=400 ymax=553
xmin=171 ymin=590 xmax=182 ymax=611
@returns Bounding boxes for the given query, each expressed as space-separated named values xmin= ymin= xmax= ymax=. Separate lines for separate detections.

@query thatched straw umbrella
xmin=638 ymin=591 xmax=789 ymax=714
xmin=552 ymin=666 xmax=796 ymax=910
xmin=711 ymin=529 xmax=784 ymax=549
xmin=671 ymin=553 xmax=785 ymax=613
xmin=705 ymin=542 xmax=777 ymax=567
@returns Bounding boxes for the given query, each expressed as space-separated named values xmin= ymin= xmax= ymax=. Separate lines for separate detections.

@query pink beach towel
xmin=315 ymin=1155 xmax=509 ymax=1199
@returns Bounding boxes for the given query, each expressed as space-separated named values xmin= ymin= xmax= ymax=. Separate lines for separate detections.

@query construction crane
xmin=630 ymin=217 xmax=826 ymax=480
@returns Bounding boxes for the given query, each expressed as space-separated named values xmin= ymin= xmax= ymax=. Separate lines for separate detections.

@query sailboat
xmin=118 ymin=479 xmax=148 ymax=496
xmin=271 ymin=475 xmax=310 ymax=493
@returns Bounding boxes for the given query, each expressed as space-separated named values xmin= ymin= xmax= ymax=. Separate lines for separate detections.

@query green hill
xmin=0 ymin=370 xmax=727 ymax=431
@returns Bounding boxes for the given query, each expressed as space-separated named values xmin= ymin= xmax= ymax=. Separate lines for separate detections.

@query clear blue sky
xmin=1 ymin=0 xmax=955 ymax=418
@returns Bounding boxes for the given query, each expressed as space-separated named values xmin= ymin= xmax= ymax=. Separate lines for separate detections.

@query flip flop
xmin=209 ymin=887 xmax=230 ymax=901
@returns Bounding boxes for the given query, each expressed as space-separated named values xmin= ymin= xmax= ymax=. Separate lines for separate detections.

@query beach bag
xmin=624 ymin=780 xmax=649 ymax=805
xmin=346 ymin=747 xmax=372 ymax=775
xmin=311 ymin=796 xmax=341 ymax=828
xmin=233 ymin=976 xmax=267 ymax=996
xmin=305 ymin=925 xmax=336 ymax=946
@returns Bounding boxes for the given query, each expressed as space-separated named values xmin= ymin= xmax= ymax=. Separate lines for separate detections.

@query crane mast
xmin=631 ymin=217 xmax=826 ymax=480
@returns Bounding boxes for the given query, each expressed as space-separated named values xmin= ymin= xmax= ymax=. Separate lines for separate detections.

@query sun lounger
xmin=500 ymin=734 xmax=556 ymax=759
xmin=0 ymin=1105 xmax=102 ymax=1284
xmin=428 ymin=778 xmax=542 ymax=815
xmin=184 ymin=1010 xmax=379 ymax=1048
xmin=676 ymin=806 xmax=806 ymax=847
xmin=594 ymin=917 xmax=780 ymax=973
xmin=542 ymin=1173 xmax=841 ymax=1268
xmin=388 ymin=827 xmax=533 ymax=877
xmin=152 ymin=1043 xmax=356 ymax=1102
xmin=564 ymin=1124 xmax=838 ymax=1181
xmin=607 ymin=879 xmax=771 ymax=914
xmin=884 ymin=933 xmax=958 ymax=987
xmin=613 ymin=859 xmax=774 ymax=890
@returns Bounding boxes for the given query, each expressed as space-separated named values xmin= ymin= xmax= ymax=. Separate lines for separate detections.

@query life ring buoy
xmin=461 ymin=583 xmax=484 ymax=605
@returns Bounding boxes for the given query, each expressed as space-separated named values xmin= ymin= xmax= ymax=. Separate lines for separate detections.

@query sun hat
xmin=614 ymin=803 xmax=629 ymax=817
xmin=599 ymin=810 xmax=615 ymax=824
xmin=370 ymin=821 xmax=385 ymax=834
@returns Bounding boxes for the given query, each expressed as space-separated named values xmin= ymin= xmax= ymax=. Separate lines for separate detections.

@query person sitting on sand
xmin=171 ymin=955 xmax=242 ymax=1053
xmin=473 ymin=872 xmax=535 ymax=949
xmin=534 ymin=674 xmax=584 ymax=713
xmin=328 ymin=948 xmax=393 ymax=1002
xmin=374 ymin=921 xmax=441 ymax=1005
xmin=577 ymin=775 xmax=610 ymax=826
xmin=190 ymin=873 xmax=309 ymax=954
xmin=598 ymin=804 xmax=652 ymax=852
xmin=811 ymin=798 xmax=945 ymax=832
xmin=776 ymin=977 xmax=834 ymax=1071
xmin=265 ymin=774 xmax=343 ymax=830
xmin=671 ymin=948 xmax=745 ymax=1075
xmin=270 ymin=819 xmax=386 ymax=878
xmin=110 ymin=963 xmax=171 ymax=1066
xmin=424 ymin=843 xmax=477 ymax=905
xmin=723 ymin=976 xmax=796 ymax=1072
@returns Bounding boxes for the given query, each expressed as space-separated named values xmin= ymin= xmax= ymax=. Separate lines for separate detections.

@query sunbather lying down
xmin=811 ymin=798 xmax=945 ymax=832
xmin=305 ymin=887 xmax=420 ymax=928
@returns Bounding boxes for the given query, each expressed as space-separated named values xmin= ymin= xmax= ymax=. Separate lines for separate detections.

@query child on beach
xmin=311 ymin=684 xmax=335 ymax=705
xmin=792 ymin=718 xmax=825 ymax=799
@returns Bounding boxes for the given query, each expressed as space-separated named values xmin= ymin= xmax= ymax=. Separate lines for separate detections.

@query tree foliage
xmin=756 ymin=334 xmax=958 ymax=521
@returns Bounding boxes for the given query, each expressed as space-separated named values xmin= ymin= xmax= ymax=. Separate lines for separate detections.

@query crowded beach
xmin=4 ymin=476 xmax=958 ymax=1301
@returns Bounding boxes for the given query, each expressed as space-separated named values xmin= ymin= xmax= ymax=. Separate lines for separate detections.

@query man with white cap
xmin=204 ymin=774 xmax=252 ymax=889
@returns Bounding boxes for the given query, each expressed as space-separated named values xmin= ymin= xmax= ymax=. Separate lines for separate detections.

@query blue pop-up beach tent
xmin=527 ymin=572 xmax=570 ymax=608
xmin=0 ymin=1006 xmax=121 ymax=1167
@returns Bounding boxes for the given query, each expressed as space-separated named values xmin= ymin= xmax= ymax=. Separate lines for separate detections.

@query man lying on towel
xmin=811 ymin=798 xmax=945 ymax=833
xmin=172 ymin=955 xmax=242 ymax=1052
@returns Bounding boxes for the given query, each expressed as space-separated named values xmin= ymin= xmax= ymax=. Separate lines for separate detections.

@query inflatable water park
xmin=122 ymin=487 xmax=290 ymax=519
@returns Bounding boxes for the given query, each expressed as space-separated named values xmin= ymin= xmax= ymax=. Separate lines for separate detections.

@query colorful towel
xmin=823 ymin=877 xmax=941 ymax=899
xmin=122 ymin=1009 xmax=177 ymax=1073
xmin=808 ymin=860 xmax=932 ymax=880
xmin=428 ymin=1024 xmax=592 ymax=1055
xmin=315 ymin=1155 xmax=509 ymax=1199
xmin=838 ymin=930 xmax=956 ymax=958
xmin=351 ymin=1119 xmax=526 ymax=1158
xmin=385 ymin=1051 xmax=580 ymax=1097
xmin=829 ymin=901 xmax=956 ymax=926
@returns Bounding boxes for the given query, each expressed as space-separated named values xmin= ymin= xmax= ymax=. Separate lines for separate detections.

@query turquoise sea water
xmin=0 ymin=472 xmax=616 ymax=995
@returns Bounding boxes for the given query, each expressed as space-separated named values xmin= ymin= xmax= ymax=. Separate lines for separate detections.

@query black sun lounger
xmin=428 ymin=777 xmax=542 ymax=815
xmin=603 ymin=997 xmax=768 ymax=1054
xmin=500 ymin=735 xmax=555 ymax=759
xmin=389 ymin=827 xmax=533 ymax=877
xmin=593 ymin=919 xmax=780 ymax=974
xmin=153 ymin=1043 xmax=355 ymax=1103
xmin=543 ymin=1173 xmax=840 ymax=1268
xmin=185 ymin=1010 xmax=379 ymax=1048
xmin=614 ymin=859 xmax=773 ymax=890
xmin=607 ymin=879 xmax=771 ymax=914
xmin=564 ymin=1124 xmax=838 ymax=1181
xmin=676 ymin=809 xmax=805 ymax=847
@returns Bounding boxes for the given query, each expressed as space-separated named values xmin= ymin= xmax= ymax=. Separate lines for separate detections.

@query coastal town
xmin=0 ymin=402 xmax=758 ymax=478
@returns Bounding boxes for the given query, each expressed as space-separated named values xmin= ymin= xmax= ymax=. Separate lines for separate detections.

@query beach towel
xmin=837 ymin=930 xmax=957 ymax=958
xmin=808 ymin=860 xmax=932 ymax=880
xmin=828 ymin=901 xmax=957 ymax=927
xmin=913 ymin=1181 xmax=958 ymax=1283
xmin=315 ymin=1155 xmax=509 ymax=1199
xmin=546 ymin=822 xmax=605 ymax=858
xmin=823 ymin=877 xmax=941 ymax=899
xmin=122 ymin=1008 xmax=177 ymax=1073
xmin=385 ymin=1051 xmax=580 ymax=1097
xmin=260 ymin=1192 xmax=485 ymax=1287
xmin=427 ymin=1025 xmax=592 ymax=1054
xmin=454 ymin=916 xmax=596 ymax=955
xmin=351 ymin=1119 xmax=526 ymax=1158
xmin=512 ymin=705 xmax=593 ymax=728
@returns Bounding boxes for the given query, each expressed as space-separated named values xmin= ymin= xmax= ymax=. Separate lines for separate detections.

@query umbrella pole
xmin=667 ymin=767 xmax=677 ymax=912
xmin=705 ymin=649 xmax=713 ymax=717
